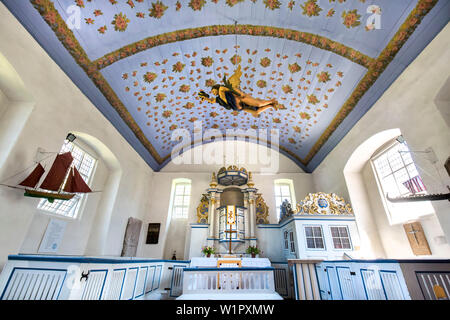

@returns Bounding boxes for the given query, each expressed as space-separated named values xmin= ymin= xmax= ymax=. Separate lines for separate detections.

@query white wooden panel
xmin=336 ymin=267 xmax=357 ymax=300
xmin=152 ymin=265 xmax=162 ymax=290
xmin=1 ymin=268 xmax=66 ymax=300
xmin=326 ymin=267 xmax=342 ymax=300
xmin=380 ymin=271 xmax=404 ymax=300
xmin=170 ymin=266 xmax=185 ymax=297
xmin=81 ymin=270 xmax=107 ymax=300
xmin=146 ymin=266 xmax=155 ymax=294
xmin=361 ymin=269 xmax=386 ymax=300
xmin=122 ymin=267 xmax=138 ymax=300
xmin=105 ymin=269 xmax=126 ymax=300
xmin=135 ymin=267 xmax=147 ymax=298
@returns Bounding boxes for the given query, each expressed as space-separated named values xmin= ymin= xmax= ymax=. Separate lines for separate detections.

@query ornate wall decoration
xmin=295 ymin=192 xmax=353 ymax=215
xmin=255 ymin=194 xmax=269 ymax=224
xmin=196 ymin=194 xmax=209 ymax=224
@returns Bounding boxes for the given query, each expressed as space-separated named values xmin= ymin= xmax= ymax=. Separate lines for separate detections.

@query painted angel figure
xmin=198 ymin=65 xmax=278 ymax=117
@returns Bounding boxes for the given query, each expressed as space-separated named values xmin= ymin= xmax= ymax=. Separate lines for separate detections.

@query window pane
xmin=374 ymin=155 xmax=390 ymax=177
xmin=274 ymin=186 xmax=281 ymax=196
xmin=406 ymin=164 xmax=419 ymax=178
xmin=382 ymin=175 xmax=399 ymax=197
xmin=342 ymin=238 xmax=351 ymax=249
xmin=280 ymin=185 xmax=290 ymax=195
xmin=315 ymin=238 xmax=324 ymax=249
xmin=333 ymin=238 xmax=342 ymax=249
xmin=175 ymin=185 xmax=185 ymax=195
xmin=174 ymin=196 xmax=183 ymax=205
xmin=338 ymin=227 xmax=348 ymax=237
xmin=306 ymin=238 xmax=315 ymax=248
xmin=183 ymin=196 xmax=190 ymax=206
xmin=331 ymin=227 xmax=339 ymax=237
xmin=305 ymin=227 xmax=313 ymax=237
xmin=313 ymin=227 xmax=322 ymax=237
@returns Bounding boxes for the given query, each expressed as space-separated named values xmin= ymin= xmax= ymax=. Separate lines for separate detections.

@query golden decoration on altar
xmin=294 ymin=192 xmax=353 ymax=215
xmin=255 ymin=193 xmax=269 ymax=224
xmin=196 ymin=194 xmax=209 ymax=223
xmin=247 ymin=172 xmax=255 ymax=188
xmin=209 ymin=172 xmax=218 ymax=188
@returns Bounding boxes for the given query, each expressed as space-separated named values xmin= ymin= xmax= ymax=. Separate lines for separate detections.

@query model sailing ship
xmin=16 ymin=152 xmax=92 ymax=202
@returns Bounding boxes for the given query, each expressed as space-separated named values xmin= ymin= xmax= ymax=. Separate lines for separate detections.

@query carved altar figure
xmin=198 ymin=65 xmax=278 ymax=117
xmin=196 ymin=194 xmax=209 ymax=224
xmin=279 ymin=199 xmax=295 ymax=223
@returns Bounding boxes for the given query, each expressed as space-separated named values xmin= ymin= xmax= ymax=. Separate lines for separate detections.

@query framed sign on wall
xmin=146 ymin=223 xmax=161 ymax=244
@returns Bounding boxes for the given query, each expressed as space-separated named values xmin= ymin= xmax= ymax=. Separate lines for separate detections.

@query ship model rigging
xmin=2 ymin=152 xmax=92 ymax=202
xmin=387 ymin=155 xmax=450 ymax=203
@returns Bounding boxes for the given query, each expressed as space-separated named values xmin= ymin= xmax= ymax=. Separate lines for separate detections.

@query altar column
xmin=207 ymin=189 xmax=217 ymax=241
xmin=246 ymin=188 xmax=257 ymax=242
xmin=243 ymin=191 xmax=250 ymax=240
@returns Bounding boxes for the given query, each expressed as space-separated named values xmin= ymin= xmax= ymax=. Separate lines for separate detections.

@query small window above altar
xmin=170 ymin=180 xmax=191 ymax=219
xmin=274 ymin=179 xmax=296 ymax=221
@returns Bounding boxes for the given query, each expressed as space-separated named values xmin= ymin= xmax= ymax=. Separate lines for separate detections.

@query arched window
xmin=169 ymin=179 xmax=191 ymax=219
xmin=370 ymin=138 xmax=434 ymax=224
xmin=274 ymin=179 xmax=296 ymax=221
xmin=37 ymin=138 xmax=97 ymax=219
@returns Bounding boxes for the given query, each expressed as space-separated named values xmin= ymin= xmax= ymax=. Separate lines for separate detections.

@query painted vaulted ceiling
xmin=3 ymin=0 xmax=449 ymax=172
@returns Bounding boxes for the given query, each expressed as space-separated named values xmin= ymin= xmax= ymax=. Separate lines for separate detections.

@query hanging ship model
xmin=14 ymin=152 xmax=92 ymax=202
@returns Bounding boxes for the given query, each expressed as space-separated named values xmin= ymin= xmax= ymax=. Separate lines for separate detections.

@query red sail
xmin=63 ymin=167 xmax=92 ymax=193
xmin=18 ymin=163 xmax=45 ymax=188
xmin=39 ymin=152 xmax=73 ymax=191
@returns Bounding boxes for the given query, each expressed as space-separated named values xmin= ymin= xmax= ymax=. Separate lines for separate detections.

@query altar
xmin=190 ymin=257 xmax=271 ymax=268
xmin=187 ymin=166 xmax=269 ymax=258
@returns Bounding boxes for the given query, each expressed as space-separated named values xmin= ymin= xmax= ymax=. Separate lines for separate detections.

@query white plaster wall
xmin=255 ymin=227 xmax=283 ymax=262
xmin=163 ymin=140 xmax=304 ymax=173
xmin=0 ymin=89 xmax=7 ymax=118
xmin=0 ymin=4 xmax=154 ymax=270
xmin=313 ymin=24 xmax=450 ymax=258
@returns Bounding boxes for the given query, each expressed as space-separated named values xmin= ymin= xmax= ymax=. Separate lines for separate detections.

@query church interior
xmin=0 ymin=0 xmax=449 ymax=301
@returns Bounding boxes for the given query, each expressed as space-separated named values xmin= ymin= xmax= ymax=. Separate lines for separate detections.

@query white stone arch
xmin=343 ymin=128 xmax=402 ymax=258
xmin=69 ymin=131 xmax=123 ymax=256
xmin=0 ymin=52 xmax=35 ymax=174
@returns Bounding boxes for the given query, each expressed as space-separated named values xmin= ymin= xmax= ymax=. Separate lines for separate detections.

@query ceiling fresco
xmin=3 ymin=0 xmax=449 ymax=172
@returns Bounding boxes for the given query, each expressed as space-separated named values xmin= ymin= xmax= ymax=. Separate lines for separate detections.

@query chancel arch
xmin=343 ymin=128 xmax=401 ymax=258
xmin=70 ymin=132 xmax=122 ymax=257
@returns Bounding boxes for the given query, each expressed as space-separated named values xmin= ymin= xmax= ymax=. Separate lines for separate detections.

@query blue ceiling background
xmin=2 ymin=0 xmax=449 ymax=172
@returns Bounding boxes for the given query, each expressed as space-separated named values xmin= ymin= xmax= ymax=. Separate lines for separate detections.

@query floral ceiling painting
xmin=3 ymin=0 xmax=448 ymax=171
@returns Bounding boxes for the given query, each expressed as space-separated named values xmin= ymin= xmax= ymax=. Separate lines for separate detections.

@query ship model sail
xmin=18 ymin=152 xmax=92 ymax=203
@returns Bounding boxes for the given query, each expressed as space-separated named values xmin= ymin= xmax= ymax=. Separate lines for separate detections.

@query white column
xmin=208 ymin=191 xmax=216 ymax=239
xmin=85 ymin=170 xmax=122 ymax=256
xmin=248 ymin=192 xmax=256 ymax=238
xmin=243 ymin=192 xmax=250 ymax=240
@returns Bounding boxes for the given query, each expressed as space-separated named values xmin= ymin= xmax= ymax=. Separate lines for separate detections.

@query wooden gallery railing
xmin=180 ymin=267 xmax=278 ymax=295
xmin=0 ymin=255 xmax=190 ymax=300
